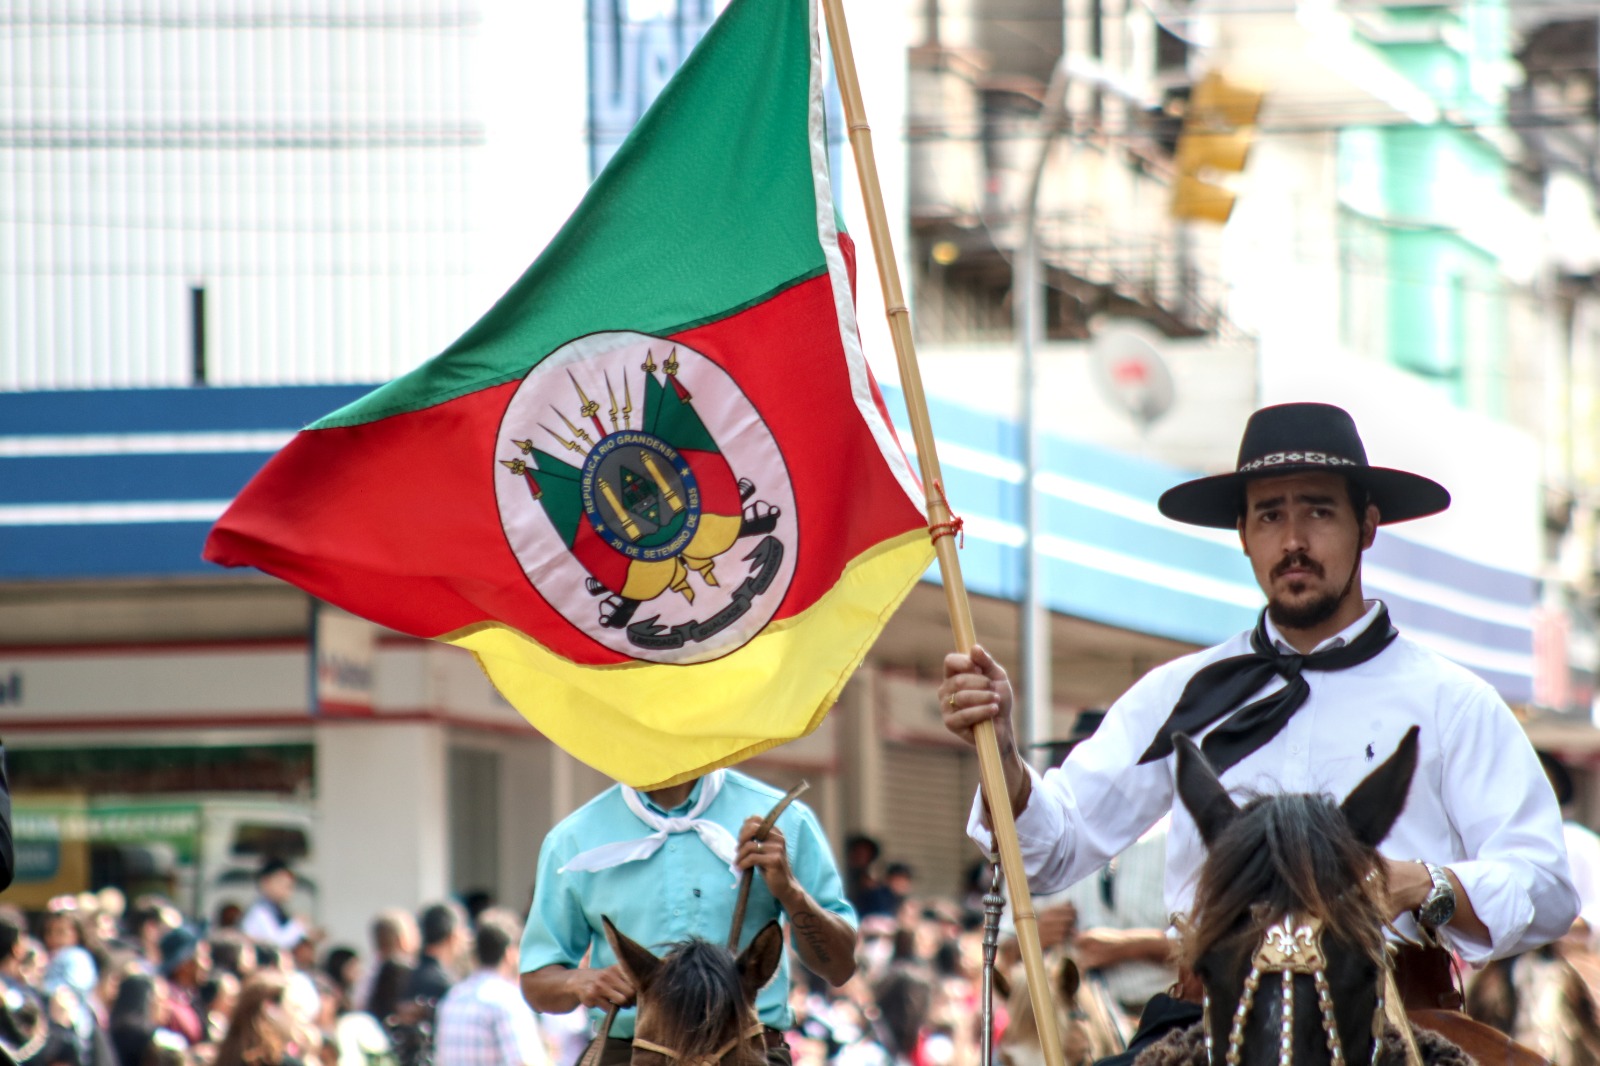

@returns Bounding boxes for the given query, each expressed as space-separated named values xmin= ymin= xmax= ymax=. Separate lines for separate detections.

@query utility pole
xmin=1016 ymin=55 xmax=1160 ymax=764
xmin=1017 ymin=58 xmax=1072 ymax=767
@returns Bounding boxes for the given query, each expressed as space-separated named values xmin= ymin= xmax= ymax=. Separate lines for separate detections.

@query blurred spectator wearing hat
xmin=1000 ymin=711 xmax=1174 ymax=1029
xmin=843 ymin=835 xmax=884 ymax=918
xmin=157 ymin=927 xmax=208 ymax=1046
xmin=241 ymin=860 xmax=310 ymax=952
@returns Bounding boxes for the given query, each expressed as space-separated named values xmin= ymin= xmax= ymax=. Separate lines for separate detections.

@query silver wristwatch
xmin=1416 ymin=862 xmax=1456 ymax=929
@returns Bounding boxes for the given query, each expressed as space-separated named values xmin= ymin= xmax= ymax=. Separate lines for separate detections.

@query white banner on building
xmin=313 ymin=607 xmax=377 ymax=716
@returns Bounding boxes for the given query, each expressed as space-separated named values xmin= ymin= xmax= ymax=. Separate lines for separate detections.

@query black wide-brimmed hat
xmin=1157 ymin=402 xmax=1451 ymax=529
xmin=1030 ymin=710 xmax=1107 ymax=765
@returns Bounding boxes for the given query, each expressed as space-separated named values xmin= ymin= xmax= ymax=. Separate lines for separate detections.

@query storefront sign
xmin=313 ymin=607 xmax=377 ymax=716
xmin=0 ymin=646 xmax=308 ymax=725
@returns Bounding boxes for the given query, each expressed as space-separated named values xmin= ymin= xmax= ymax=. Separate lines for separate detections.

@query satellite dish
xmin=1090 ymin=329 xmax=1175 ymax=430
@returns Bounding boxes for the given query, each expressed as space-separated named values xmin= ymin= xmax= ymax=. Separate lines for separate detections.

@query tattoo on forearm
xmin=790 ymin=909 xmax=832 ymax=964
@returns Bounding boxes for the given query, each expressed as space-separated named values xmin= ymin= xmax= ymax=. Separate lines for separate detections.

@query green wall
xmin=1334 ymin=1 xmax=1512 ymax=415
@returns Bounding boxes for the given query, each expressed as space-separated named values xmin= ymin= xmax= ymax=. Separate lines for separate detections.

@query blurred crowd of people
xmin=0 ymin=840 xmax=1051 ymax=1066
xmin=788 ymin=839 xmax=1000 ymax=1066
xmin=0 ymin=863 xmax=580 ymax=1066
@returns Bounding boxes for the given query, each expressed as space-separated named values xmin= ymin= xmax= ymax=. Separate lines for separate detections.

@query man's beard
xmin=1266 ymin=552 xmax=1361 ymax=630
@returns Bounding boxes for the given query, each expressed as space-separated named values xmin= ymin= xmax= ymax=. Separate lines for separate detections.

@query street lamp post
xmin=1016 ymin=58 xmax=1071 ymax=768
xmin=1016 ymin=56 xmax=1151 ymax=767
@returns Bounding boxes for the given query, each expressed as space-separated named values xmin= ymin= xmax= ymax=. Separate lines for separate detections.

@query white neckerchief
xmin=558 ymin=770 xmax=740 ymax=882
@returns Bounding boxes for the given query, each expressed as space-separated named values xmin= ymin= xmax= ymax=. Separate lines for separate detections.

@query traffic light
xmin=1171 ymin=72 xmax=1264 ymax=224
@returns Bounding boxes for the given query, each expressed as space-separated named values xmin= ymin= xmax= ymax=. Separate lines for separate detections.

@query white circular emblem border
xmin=494 ymin=331 xmax=798 ymax=665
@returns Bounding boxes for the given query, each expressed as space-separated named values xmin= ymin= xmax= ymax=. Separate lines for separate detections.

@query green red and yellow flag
xmin=204 ymin=0 xmax=933 ymax=789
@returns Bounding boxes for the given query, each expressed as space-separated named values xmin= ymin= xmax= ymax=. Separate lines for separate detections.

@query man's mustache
xmin=1273 ymin=553 xmax=1324 ymax=579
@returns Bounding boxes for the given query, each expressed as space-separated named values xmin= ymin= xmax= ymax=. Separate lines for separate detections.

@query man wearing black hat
xmin=940 ymin=402 xmax=1578 ymax=1008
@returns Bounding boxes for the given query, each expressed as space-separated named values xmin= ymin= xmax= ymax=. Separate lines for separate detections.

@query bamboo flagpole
xmin=818 ymin=4 xmax=1067 ymax=1066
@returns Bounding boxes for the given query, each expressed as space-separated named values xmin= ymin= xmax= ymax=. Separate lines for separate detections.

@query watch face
xmin=1419 ymin=867 xmax=1456 ymax=928
xmin=1424 ymin=896 xmax=1455 ymax=927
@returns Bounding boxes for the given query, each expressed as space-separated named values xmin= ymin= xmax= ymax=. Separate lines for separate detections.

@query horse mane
xmin=647 ymin=938 xmax=763 ymax=1066
xmin=1179 ymin=789 xmax=1388 ymax=972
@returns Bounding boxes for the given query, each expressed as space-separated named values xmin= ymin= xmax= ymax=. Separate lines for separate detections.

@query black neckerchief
xmin=1138 ymin=605 xmax=1397 ymax=774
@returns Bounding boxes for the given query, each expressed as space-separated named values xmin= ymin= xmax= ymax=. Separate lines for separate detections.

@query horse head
xmin=601 ymin=916 xmax=783 ymax=1066
xmin=1174 ymin=726 xmax=1419 ymax=1066
xmin=999 ymin=948 xmax=1128 ymax=1066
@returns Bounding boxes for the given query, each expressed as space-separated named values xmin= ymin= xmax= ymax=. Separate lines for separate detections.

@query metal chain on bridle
xmin=1202 ymin=914 xmax=1385 ymax=1066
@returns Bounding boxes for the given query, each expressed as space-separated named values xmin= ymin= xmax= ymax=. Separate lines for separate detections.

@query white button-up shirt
xmin=970 ymin=601 xmax=1579 ymax=963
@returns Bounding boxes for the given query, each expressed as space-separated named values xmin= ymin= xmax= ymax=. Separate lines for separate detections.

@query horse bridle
xmin=1202 ymin=914 xmax=1385 ymax=1066
xmin=630 ymin=1017 xmax=767 ymax=1066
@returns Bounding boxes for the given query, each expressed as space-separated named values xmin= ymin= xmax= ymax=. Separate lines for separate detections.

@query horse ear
xmin=1056 ymin=955 xmax=1080 ymax=1001
xmin=736 ymin=921 xmax=784 ymax=1003
xmin=1174 ymin=733 xmax=1239 ymax=846
xmin=1339 ymin=726 xmax=1419 ymax=848
xmin=602 ymin=915 xmax=662 ymax=992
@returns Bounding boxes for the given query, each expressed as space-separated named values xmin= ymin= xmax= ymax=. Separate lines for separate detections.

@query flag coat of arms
xmin=205 ymin=0 xmax=934 ymax=789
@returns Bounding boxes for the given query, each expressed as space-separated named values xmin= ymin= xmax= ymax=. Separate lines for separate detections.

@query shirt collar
xmin=638 ymin=775 xmax=707 ymax=817
xmin=1263 ymin=599 xmax=1382 ymax=655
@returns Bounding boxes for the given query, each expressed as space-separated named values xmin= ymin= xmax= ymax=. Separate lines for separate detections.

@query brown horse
xmin=1466 ymin=947 xmax=1600 ymax=1066
xmin=998 ymin=949 xmax=1127 ymax=1066
xmin=1160 ymin=726 xmax=1544 ymax=1066
xmin=601 ymin=916 xmax=784 ymax=1066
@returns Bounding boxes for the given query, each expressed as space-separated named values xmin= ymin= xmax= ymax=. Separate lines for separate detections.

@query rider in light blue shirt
xmin=518 ymin=768 xmax=857 ymax=1051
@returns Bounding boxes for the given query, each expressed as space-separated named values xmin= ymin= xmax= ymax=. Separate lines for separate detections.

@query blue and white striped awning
xmin=0 ymin=386 xmax=366 ymax=577
xmin=0 ymin=383 xmax=1535 ymax=702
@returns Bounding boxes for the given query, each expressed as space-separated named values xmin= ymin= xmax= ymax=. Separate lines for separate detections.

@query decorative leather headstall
xmin=1203 ymin=915 xmax=1384 ymax=1066
xmin=630 ymin=1018 xmax=767 ymax=1066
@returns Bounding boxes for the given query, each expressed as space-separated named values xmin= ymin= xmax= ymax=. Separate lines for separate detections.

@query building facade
xmin=2 ymin=0 xmax=1591 ymax=938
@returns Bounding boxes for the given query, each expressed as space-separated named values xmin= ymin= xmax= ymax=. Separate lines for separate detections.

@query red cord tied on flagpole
xmin=927 ymin=479 xmax=964 ymax=548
